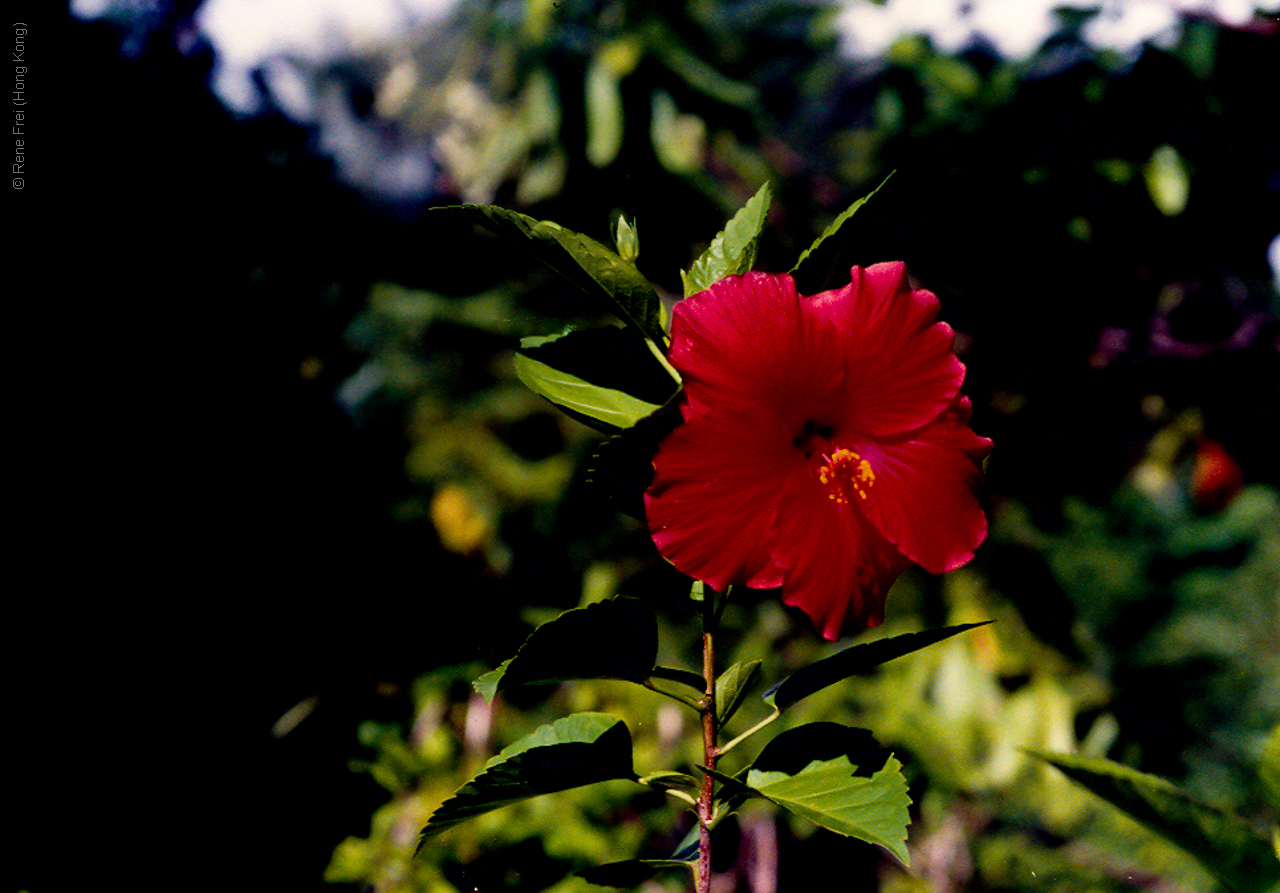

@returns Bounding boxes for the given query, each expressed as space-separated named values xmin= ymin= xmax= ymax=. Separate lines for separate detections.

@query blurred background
xmin=20 ymin=1 xmax=1279 ymax=891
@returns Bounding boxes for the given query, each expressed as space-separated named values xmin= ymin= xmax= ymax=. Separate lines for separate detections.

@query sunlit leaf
xmin=475 ymin=598 xmax=659 ymax=701
xmin=515 ymin=327 xmax=679 ymax=432
xmin=519 ymin=327 xmax=678 ymax=404
xmin=514 ymin=350 xmax=664 ymax=433
xmin=650 ymin=90 xmax=706 ymax=175
xmin=419 ymin=713 xmax=636 ymax=840
xmin=472 ymin=660 xmax=511 ymax=702
xmin=681 ymin=181 xmax=772 ymax=296
xmin=585 ymin=54 xmax=624 ymax=168
xmin=436 ymin=204 xmax=665 ymax=344
xmin=790 ymin=172 xmax=894 ymax=293
xmin=1144 ymin=144 xmax=1189 ymax=217
xmin=740 ymin=723 xmax=910 ymax=864
xmin=1033 ymin=751 xmax=1280 ymax=893
xmin=764 ymin=622 xmax=989 ymax=711
xmin=716 ymin=660 xmax=762 ymax=726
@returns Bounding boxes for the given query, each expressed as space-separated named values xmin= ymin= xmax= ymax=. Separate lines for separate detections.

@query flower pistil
xmin=818 ymin=448 xmax=876 ymax=504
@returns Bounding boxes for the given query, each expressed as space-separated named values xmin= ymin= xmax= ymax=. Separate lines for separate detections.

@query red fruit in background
xmin=1191 ymin=438 xmax=1243 ymax=512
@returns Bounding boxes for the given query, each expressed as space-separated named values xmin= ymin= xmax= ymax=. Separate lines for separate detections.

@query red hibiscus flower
xmin=644 ymin=263 xmax=991 ymax=639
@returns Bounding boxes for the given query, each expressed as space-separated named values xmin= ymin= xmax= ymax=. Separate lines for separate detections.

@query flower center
xmin=793 ymin=420 xmax=836 ymax=458
xmin=818 ymin=448 xmax=875 ymax=504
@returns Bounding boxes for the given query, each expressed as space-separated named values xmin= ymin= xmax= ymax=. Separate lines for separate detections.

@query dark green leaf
xmin=578 ymin=859 xmax=693 ymax=888
xmin=1033 ymin=751 xmax=1280 ymax=893
xmin=654 ymin=818 xmax=734 ymax=874
xmin=477 ymin=597 xmax=660 ymax=700
xmin=716 ymin=660 xmax=762 ymax=726
xmin=749 ymin=723 xmax=893 ymax=778
xmin=668 ymin=823 xmax=703 ymax=862
xmin=639 ymin=770 xmax=700 ymax=791
xmin=764 ymin=622 xmax=990 ymax=711
xmin=681 ymin=182 xmax=772 ymax=296
xmin=735 ymin=723 xmax=910 ymax=863
xmin=790 ymin=173 xmax=894 ymax=294
xmin=437 ymin=204 xmax=665 ymax=345
xmin=586 ymin=398 xmax=684 ymax=518
xmin=649 ymin=664 xmax=707 ymax=693
xmin=419 ymin=713 xmax=636 ymax=840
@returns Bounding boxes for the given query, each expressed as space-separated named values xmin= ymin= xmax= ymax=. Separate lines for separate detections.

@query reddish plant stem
xmin=697 ymin=611 xmax=718 ymax=893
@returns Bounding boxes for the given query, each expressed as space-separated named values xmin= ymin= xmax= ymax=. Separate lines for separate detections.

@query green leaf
xmin=742 ymin=723 xmax=911 ymax=864
xmin=613 ymin=214 xmax=639 ymax=262
xmin=1032 ymin=751 xmax=1280 ymax=893
xmin=749 ymin=759 xmax=911 ymax=862
xmin=514 ymin=349 xmax=664 ymax=433
xmin=790 ymin=173 xmax=894 ymax=294
xmin=472 ymin=659 xmax=511 ymax=702
xmin=680 ymin=181 xmax=772 ymax=296
xmin=716 ymin=660 xmax=762 ymax=726
xmin=419 ymin=713 xmax=636 ymax=840
xmin=436 ymin=204 xmax=665 ymax=345
xmin=519 ymin=327 xmax=679 ymax=406
xmin=514 ymin=327 xmax=679 ymax=433
xmin=764 ymin=622 xmax=990 ymax=711
xmin=476 ymin=597 xmax=660 ymax=700
xmin=578 ymin=859 xmax=693 ymax=888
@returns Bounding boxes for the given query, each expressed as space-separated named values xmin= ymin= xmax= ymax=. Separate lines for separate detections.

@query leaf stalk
xmin=716 ymin=708 xmax=781 ymax=758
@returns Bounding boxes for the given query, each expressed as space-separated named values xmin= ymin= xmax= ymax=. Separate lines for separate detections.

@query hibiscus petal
xmin=644 ymin=407 xmax=801 ymax=592
xmin=671 ymin=273 xmax=841 ymax=424
xmin=770 ymin=478 xmax=910 ymax=639
xmin=810 ymin=262 xmax=966 ymax=437
xmin=941 ymin=396 xmax=992 ymax=462
xmin=851 ymin=416 xmax=992 ymax=575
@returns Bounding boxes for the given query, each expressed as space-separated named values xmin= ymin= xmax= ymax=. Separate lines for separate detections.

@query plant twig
xmin=696 ymin=587 xmax=719 ymax=893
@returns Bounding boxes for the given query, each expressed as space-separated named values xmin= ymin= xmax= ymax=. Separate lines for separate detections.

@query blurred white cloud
xmin=835 ymin=0 xmax=1278 ymax=62
xmin=196 ymin=0 xmax=459 ymax=115
xmin=73 ymin=0 xmax=466 ymax=201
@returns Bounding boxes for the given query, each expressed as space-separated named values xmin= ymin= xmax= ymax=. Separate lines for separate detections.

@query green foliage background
xmin=33 ymin=2 xmax=1279 ymax=892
